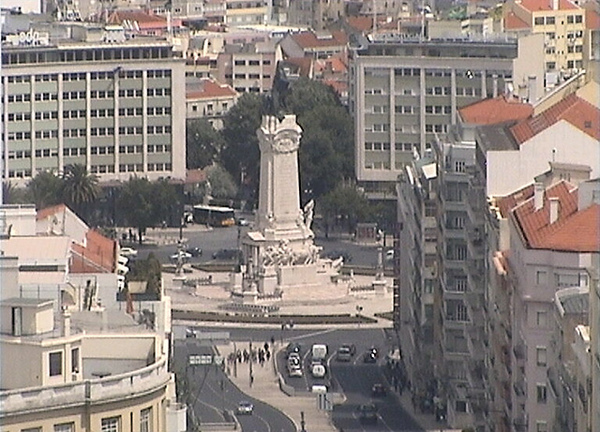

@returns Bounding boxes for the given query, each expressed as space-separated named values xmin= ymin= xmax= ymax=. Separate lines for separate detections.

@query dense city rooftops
xmin=459 ymin=95 xmax=533 ymax=125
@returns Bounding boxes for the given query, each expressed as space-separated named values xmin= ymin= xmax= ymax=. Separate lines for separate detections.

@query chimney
xmin=552 ymin=0 xmax=559 ymax=10
xmin=534 ymin=182 xmax=545 ymax=211
xmin=493 ymin=74 xmax=498 ymax=98
xmin=62 ymin=310 xmax=71 ymax=337
xmin=549 ymin=197 xmax=560 ymax=224
xmin=527 ymin=75 xmax=537 ymax=103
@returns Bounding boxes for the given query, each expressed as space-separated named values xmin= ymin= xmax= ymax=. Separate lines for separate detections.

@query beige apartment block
xmin=2 ymin=22 xmax=186 ymax=186
xmin=504 ymin=0 xmax=587 ymax=87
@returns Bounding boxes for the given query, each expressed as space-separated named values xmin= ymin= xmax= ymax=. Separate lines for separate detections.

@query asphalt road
xmin=173 ymin=339 xmax=296 ymax=432
xmin=134 ymin=224 xmax=381 ymax=267
xmin=174 ymin=326 xmax=421 ymax=431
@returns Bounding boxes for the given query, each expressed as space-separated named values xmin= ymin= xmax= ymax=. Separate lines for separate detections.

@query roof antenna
xmin=552 ymin=148 xmax=556 ymax=162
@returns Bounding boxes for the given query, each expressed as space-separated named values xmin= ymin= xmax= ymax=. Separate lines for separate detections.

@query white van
xmin=311 ymin=344 xmax=328 ymax=361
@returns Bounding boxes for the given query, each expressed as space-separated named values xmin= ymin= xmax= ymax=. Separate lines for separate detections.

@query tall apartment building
xmin=2 ymin=23 xmax=186 ymax=185
xmin=395 ymin=154 xmax=438 ymax=412
xmin=225 ymin=0 xmax=271 ymax=26
xmin=504 ymin=0 xmax=587 ymax=87
xmin=349 ymin=33 xmax=519 ymax=199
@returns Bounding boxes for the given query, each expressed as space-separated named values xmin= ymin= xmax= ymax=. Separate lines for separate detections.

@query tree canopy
xmin=60 ymin=164 xmax=100 ymax=222
xmin=27 ymin=171 xmax=63 ymax=209
xmin=186 ymin=118 xmax=223 ymax=170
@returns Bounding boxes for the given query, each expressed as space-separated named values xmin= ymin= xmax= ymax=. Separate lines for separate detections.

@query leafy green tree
xmin=297 ymin=104 xmax=354 ymax=198
xmin=281 ymin=78 xmax=341 ymax=117
xmin=2 ymin=181 xmax=28 ymax=204
xmin=27 ymin=170 xmax=63 ymax=209
xmin=206 ymin=164 xmax=238 ymax=199
xmin=117 ymin=177 xmax=156 ymax=244
xmin=152 ymin=179 xmax=182 ymax=227
xmin=60 ymin=164 xmax=100 ymax=221
xmin=126 ymin=252 xmax=162 ymax=296
xmin=186 ymin=118 xmax=223 ymax=169
xmin=220 ymin=93 xmax=266 ymax=197
xmin=319 ymin=185 xmax=370 ymax=235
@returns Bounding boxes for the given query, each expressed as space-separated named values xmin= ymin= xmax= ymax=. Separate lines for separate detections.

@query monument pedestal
xmin=372 ymin=279 xmax=387 ymax=293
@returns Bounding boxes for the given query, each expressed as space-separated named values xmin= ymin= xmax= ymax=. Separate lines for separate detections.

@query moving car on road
xmin=336 ymin=344 xmax=356 ymax=362
xmin=363 ymin=347 xmax=379 ymax=363
xmin=119 ymin=247 xmax=138 ymax=257
xmin=357 ymin=403 xmax=378 ymax=424
xmin=371 ymin=383 xmax=387 ymax=397
xmin=236 ymin=401 xmax=254 ymax=415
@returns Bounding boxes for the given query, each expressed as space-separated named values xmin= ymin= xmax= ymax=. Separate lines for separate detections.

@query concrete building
xmin=504 ymin=0 xmax=587 ymax=88
xmin=279 ymin=29 xmax=348 ymax=59
xmin=278 ymin=0 xmax=346 ymax=30
xmin=225 ymin=0 xmax=271 ymax=27
xmin=551 ymin=286 xmax=590 ymax=432
xmin=0 ymin=203 xmax=185 ymax=432
xmin=395 ymin=153 xmax=438 ymax=411
xmin=1 ymin=21 xmax=186 ymax=185
xmin=186 ymin=78 xmax=239 ymax=128
xmin=591 ymin=258 xmax=600 ymax=432
xmin=504 ymin=178 xmax=599 ymax=432
xmin=349 ymin=33 xmax=522 ymax=199
xmin=215 ymin=39 xmax=281 ymax=93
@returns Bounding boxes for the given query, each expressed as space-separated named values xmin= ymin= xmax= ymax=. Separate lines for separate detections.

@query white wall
xmin=487 ymin=121 xmax=600 ymax=197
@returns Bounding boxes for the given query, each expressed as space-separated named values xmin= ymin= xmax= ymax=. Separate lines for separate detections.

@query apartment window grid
xmin=140 ymin=407 xmax=153 ymax=432
xmin=54 ymin=422 xmax=75 ymax=432
xmin=101 ymin=416 xmax=120 ymax=432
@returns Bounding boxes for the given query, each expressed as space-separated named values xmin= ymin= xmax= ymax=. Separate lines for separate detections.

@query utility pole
xmin=249 ymin=340 xmax=254 ymax=387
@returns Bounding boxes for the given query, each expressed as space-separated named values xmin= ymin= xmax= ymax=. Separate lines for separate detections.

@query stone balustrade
xmin=0 ymin=355 xmax=170 ymax=416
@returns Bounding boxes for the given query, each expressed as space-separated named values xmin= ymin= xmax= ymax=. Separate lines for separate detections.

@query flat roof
xmin=0 ymin=297 xmax=54 ymax=308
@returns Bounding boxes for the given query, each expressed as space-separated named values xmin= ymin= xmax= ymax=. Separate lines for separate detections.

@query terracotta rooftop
xmin=186 ymin=79 xmax=237 ymax=100
xmin=510 ymin=93 xmax=600 ymax=144
xmin=586 ymin=8 xmax=600 ymax=29
xmin=108 ymin=9 xmax=168 ymax=26
xmin=347 ymin=16 xmax=373 ymax=32
xmin=496 ymin=183 xmax=535 ymax=218
xmin=519 ymin=0 xmax=579 ymax=11
xmin=459 ymin=95 xmax=533 ymax=125
xmin=283 ymin=57 xmax=313 ymax=77
xmin=504 ymin=11 xmax=531 ymax=29
xmin=36 ymin=203 xmax=67 ymax=220
xmin=291 ymin=30 xmax=348 ymax=49
xmin=322 ymin=79 xmax=348 ymax=95
xmin=315 ymin=57 xmax=347 ymax=74
xmin=70 ymin=229 xmax=116 ymax=273
xmin=511 ymin=180 xmax=598 ymax=252
xmin=186 ymin=169 xmax=208 ymax=184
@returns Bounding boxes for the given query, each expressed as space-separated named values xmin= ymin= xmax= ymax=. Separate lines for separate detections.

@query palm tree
xmin=60 ymin=164 xmax=100 ymax=222
xmin=26 ymin=171 xmax=63 ymax=209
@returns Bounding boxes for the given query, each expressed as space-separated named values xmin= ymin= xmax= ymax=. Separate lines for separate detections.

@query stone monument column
xmin=256 ymin=115 xmax=303 ymax=233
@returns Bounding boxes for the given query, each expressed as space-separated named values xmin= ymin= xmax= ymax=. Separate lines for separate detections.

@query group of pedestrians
xmin=226 ymin=341 xmax=274 ymax=368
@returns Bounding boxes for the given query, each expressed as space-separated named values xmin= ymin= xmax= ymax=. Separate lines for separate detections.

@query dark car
xmin=371 ymin=383 xmax=387 ymax=397
xmin=185 ymin=247 xmax=202 ymax=257
xmin=357 ymin=403 xmax=378 ymax=424
xmin=363 ymin=347 xmax=379 ymax=363
xmin=212 ymin=249 xmax=242 ymax=261
xmin=336 ymin=343 xmax=356 ymax=362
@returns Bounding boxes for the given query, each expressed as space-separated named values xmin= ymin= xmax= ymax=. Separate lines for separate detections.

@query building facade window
xmin=536 ymin=347 xmax=547 ymax=366
xmin=49 ymin=351 xmax=63 ymax=376
xmin=54 ymin=422 xmax=75 ymax=432
xmin=101 ymin=416 xmax=120 ymax=432
xmin=537 ymin=384 xmax=547 ymax=403
xmin=140 ymin=407 xmax=153 ymax=432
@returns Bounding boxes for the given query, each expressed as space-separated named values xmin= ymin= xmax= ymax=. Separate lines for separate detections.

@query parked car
xmin=357 ymin=403 xmax=378 ymax=424
xmin=288 ymin=365 xmax=303 ymax=377
xmin=385 ymin=249 xmax=394 ymax=261
xmin=185 ymin=247 xmax=202 ymax=257
xmin=236 ymin=401 xmax=254 ymax=415
xmin=371 ymin=383 xmax=387 ymax=397
xmin=120 ymin=247 xmax=138 ymax=257
xmin=212 ymin=249 xmax=242 ymax=261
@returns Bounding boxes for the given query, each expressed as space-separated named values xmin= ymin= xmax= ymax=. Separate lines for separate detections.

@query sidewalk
xmin=117 ymin=224 xmax=212 ymax=247
xmin=216 ymin=341 xmax=338 ymax=432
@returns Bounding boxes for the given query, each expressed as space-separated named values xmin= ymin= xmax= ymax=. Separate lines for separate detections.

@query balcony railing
xmin=0 ymin=355 xmax=170 ymax=416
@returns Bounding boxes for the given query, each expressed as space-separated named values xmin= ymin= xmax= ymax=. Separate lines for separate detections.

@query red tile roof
xmin=36 ymin=203 xmax=67 ymax=220
xmin=504 ymin=11 xmax=531 ymax=29
xmin=347 ymin=16 xmax=373 ymax=32
xmin=496 ymin=184 xmax=535 ymax=218
xmin=186 ymin=169 xmax=208 ymax=184
xmin=186 ymin=79 xmax=237 ymax=100
xmin=511 ymin=180 xmax=598 ymax=252
xmin=322 ymin=79 xmax=348 ymax=96
xmin=519 ymin=0 xmax=579 ymax=11
xmin=284 ymin=57 xmax=314 ymax=77
xmin=510 ymin=93 xmax=600 ymax=144
xmin=459 ymin=95 xmax=534 ymax=125
xmin=586 ymin=9 xmax=600 ymax=29
xmin=70 ymin=229 xmax=116 ymax=273
xmin=315 ymin=57 xmax=347 ymax=74
xmin=291 ymin=30 xmax=349 ymax=49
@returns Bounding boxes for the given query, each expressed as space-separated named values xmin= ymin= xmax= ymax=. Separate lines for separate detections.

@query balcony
xmin=0 ymin=355 xmax=170 ymax=416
